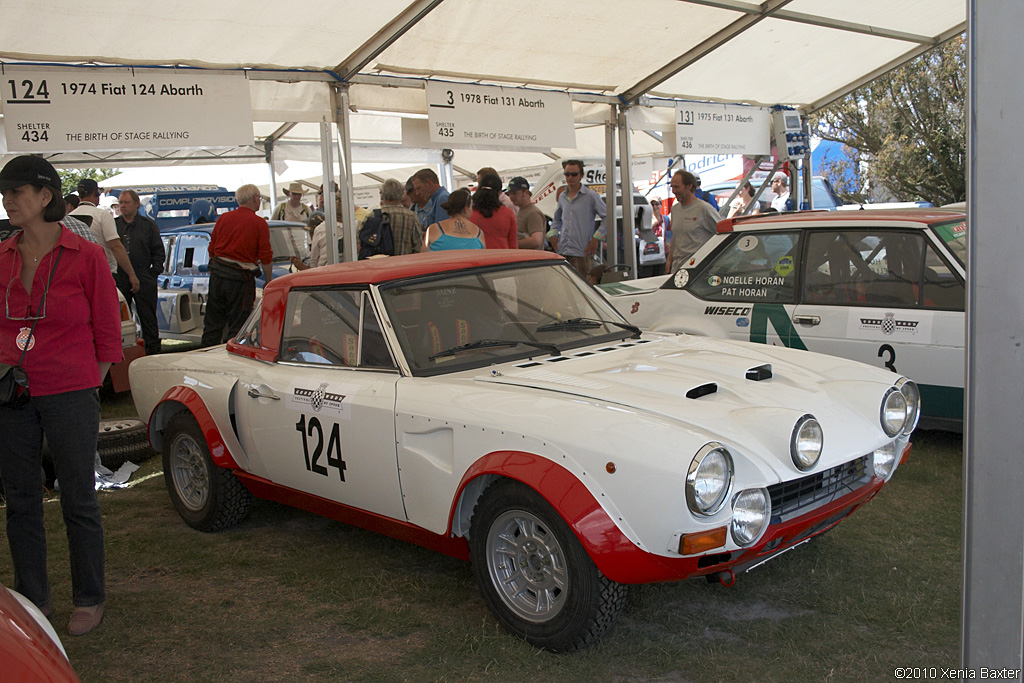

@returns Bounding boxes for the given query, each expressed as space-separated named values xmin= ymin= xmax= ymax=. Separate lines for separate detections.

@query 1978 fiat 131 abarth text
xmin=130 ymin=250 xmax=919 ymax=652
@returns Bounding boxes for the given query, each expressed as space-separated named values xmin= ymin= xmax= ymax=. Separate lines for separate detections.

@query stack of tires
xmin=0 ymin=419 xmax=153 ymax=502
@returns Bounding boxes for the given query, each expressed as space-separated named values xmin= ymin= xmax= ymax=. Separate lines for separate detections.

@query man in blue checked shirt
xmin=550 ymin=159 xmax=606 ymax=277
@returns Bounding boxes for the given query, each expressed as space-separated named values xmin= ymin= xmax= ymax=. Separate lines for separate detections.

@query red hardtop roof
xmin=718 ymin=207 xmax=966 ymax=233
xmin=267 ymin=249 xmax=562 ymax=292
xmin=235 ymin=250 xmax=565 ymax=363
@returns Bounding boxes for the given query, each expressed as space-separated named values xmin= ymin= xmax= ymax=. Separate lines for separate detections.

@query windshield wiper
xmin=536 ymin=317 xmax=642 ymax=338
xmin=428 ymin=338 xmax=562 ymax=361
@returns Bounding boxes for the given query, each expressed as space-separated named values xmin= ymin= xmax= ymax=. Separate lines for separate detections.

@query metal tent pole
xmin=617 ymin=105 xmax=637 ymax=280
xmin=332 ymin=84 xmax=357 ymax=263
xmin=962 ymin=1 xmax=1024 ymax=678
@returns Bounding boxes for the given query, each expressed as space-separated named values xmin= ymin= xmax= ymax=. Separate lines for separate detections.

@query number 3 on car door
xmin=878 ymin=344 xmax=897 ymax=372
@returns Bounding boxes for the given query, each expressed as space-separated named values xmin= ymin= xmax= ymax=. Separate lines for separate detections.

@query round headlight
xmin=791 ymin=415 xmax=823 ymax=471
xmin=731 ymin=488 xmax=769 ymax=546
xmin=896 ymin=378 xmax=921 ymax=435
xmin=873 ymin=441 xmax=898 ymax=479
xmin=880 ymin=387 xmax=908 ymax=437
xmin=686 ymin=443 xmax=734 ymax=516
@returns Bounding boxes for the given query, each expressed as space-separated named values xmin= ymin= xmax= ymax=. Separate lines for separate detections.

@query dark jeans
xmin=199 ymin=270 xmax=256 ymax=348
xmin=0 ymin=388 xmax=104 ymax=610
xmin=118 ymin=274 xmax=160 ymax=356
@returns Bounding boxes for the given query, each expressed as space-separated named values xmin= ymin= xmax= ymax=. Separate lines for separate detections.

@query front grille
xmin=768 ymin=455 xmax=871 ymax=521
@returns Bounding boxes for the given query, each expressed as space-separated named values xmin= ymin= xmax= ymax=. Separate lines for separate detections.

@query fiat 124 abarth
xmin=130 ymin=249 xmax=919 ymax=651
xmin=604 ymin=209 xmax=965 ymax=430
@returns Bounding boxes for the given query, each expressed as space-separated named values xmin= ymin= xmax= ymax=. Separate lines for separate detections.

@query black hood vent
xmin=746 ymin=364 xmax=773 ymax=381
xmin=686 ymin=383 xmax=718 ymax=400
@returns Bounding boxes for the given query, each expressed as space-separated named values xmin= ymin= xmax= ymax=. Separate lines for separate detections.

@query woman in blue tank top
xmin=422 ymin=188 xmax=486 ymax=251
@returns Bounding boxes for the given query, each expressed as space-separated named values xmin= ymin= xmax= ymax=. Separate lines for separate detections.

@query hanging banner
xmin=2 ymin=65 xmax=253 ymax=153
xmin=675 ymin=102 xmax=770 ymax=156
xmin=424 ymin=82 xmax=575 ymax=151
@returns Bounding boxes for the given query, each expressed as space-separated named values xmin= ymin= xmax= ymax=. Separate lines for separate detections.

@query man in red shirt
xmin=199 ymin=184 xmax=273 ymax=347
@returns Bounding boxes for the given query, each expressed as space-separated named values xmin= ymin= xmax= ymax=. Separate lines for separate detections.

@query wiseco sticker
xmin=704 ymin=306 xmax=751 ymax=316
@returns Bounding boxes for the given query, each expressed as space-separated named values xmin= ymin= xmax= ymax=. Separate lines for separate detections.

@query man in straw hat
xmin=272 ymin=182 xmax=311 ymax=222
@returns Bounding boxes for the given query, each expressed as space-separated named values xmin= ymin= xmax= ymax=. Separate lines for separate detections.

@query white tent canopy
xmin=0 ymin=0 xmax=965 ymax=179
xmin=0 ymin=0 xmax=966 ymax=108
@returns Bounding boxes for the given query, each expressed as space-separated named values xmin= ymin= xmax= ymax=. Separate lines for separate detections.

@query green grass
xmin=100 ymin=389 xmax=141 ymax=420
xmin=1 ymin=430 xmax=962 ymax=682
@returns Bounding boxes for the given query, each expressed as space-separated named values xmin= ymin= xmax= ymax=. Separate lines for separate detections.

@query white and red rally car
xmin=130 ymin=250 xmax=918 ymax=651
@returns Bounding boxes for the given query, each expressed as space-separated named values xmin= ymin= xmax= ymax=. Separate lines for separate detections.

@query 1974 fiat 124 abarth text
xmin=129 ymin=250 xmax=920 ymax=652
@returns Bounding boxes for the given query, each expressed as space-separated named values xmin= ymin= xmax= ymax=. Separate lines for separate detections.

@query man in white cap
xmin=507 ymin=177 xmax=545 ymax=249
xmin=272 ymin=182 xmax=311 ymax=222
xmin=70 ymin=178 xmax=140 ymax=292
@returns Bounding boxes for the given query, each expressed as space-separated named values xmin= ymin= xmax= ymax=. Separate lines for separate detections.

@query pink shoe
xmin=68 ymin=604 xmax=104 ymax=636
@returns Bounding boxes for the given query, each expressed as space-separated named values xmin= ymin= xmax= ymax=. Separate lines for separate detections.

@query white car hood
xmin=477 ymin=334 xmax=896 ymax=475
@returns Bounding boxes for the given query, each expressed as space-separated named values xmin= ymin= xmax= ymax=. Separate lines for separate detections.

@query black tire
xmin=97 ymin=419 xmax=155 ymax=470
xmin=469 ymin=479 xmax=629 ymax=652
xmin=162 ymin=412 xmax=251 ymax=532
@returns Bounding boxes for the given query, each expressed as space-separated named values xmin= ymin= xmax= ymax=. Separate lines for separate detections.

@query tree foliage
xmin=813 ymin=35 xmax=965 ymax=206
xmin=57 ymin=167 xmax=120 ymax=196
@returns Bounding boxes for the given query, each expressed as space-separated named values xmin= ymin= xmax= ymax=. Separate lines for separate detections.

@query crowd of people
xmin=271 ymin=159 xmax=795 ymax=285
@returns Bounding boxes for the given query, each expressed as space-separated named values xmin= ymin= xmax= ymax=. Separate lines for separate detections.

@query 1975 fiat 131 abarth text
xmin=130 ymin=250 xmax=919 ymax=651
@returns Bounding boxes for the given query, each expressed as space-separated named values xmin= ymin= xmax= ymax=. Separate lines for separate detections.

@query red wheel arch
xmin=151 ymin=386 xmax=242 ymax=470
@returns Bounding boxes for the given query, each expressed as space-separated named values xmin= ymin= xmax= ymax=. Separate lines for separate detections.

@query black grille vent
xmin=768 ymin=455 xmax=871 ymax=520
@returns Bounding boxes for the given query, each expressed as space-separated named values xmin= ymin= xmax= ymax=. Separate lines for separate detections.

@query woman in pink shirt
xmin=0 ymin=156 xmax=121 ymax=637
xmin=470 ymin=174 xmax=518 ymax=249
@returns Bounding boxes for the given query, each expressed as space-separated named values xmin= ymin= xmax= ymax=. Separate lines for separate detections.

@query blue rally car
xmin=157 ymin=220 xmax=309 ymax=342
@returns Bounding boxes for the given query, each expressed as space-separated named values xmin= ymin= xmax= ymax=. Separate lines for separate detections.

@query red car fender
xmin=450 ymin=451 xmax=889 ymax=585
xmin=451 ymin=451 xmax=659 ymax=584
xmin=151 ymin=386 xmax=242 ymax=470
xmin=0 ymin=588 xmax=79 ymax=682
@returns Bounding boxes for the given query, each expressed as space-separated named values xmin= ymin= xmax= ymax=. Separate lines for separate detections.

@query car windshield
xmin=379 ymin=261 xmax=636 ymax=376
xmin=932 ymin=220 xmax=966 ymax=268
xmin=269 ymin=225 xmax=310 ymax=261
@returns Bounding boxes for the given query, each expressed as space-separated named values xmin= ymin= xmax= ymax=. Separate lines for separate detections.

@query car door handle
xmin=792 ymin=315 xmax=821 ymax=326
xmin=247 ymin=388 xmax=280 ymax=400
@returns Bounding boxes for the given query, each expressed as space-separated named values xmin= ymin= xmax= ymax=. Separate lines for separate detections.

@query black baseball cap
xmin=77 ymin=178 xmax=100 ymax=195
xmin=507 ymin=176 xmax=530 ymax=193
xmin=0 ymin=155 xmax=62 ymax=192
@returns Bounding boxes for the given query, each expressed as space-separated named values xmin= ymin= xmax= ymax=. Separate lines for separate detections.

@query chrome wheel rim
xmin=485 ymin=509 xmax=568 ymax=623
xmin=169 ymin=433 xmax=210 ymax=512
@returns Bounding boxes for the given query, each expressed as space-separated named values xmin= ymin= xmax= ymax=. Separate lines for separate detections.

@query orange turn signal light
xmin=680 ymin=527 xmax=728 ymax=555
xmin=901 ymin=442 xmax=913 ymax=465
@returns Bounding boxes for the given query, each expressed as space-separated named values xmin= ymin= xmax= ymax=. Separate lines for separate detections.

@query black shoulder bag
xmin=0 ymin=246 xmax=64 ymax=408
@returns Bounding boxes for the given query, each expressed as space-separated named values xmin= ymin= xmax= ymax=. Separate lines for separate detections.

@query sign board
xmin=354 ymin=187 xmax=380 ymax=209
xmin=579 ymin=158 xmax=654 ymax=190
xmin=425 ymin=82 xmax=575 ymax=151
xmin=684 ymin=153 xmax=780 ymax=185
xmin=2 ymin=65 xmax=253 ymax=153
xmin=675 ymin=102 xmax=770 ymax=156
